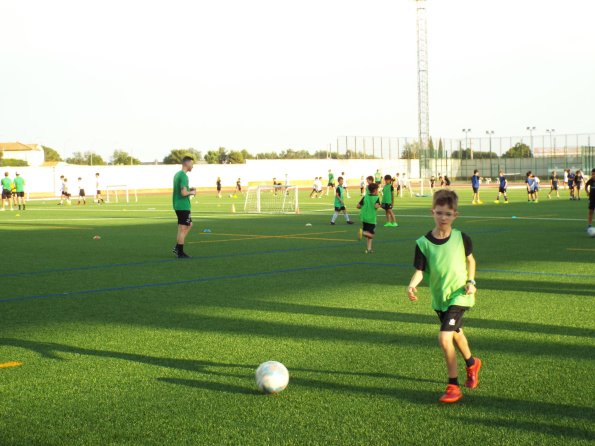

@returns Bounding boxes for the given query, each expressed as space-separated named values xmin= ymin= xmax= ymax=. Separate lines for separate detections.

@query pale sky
xmin=1 ymin=0 xmax=594 ymax=161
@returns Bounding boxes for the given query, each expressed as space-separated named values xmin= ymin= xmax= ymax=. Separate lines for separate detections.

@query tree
xmin=427 ymin=137 xmax=435 ymax=159
xmin=400 ymin=142 xmax=420 ymax=159
xmin=163 ymin=148 xmax=202 ymax=164
xmin=0 ymin=158 xmax=28 ymax=166
xmin=502 ymin=142 xmax=532 ymax=158
xmin=42 ymin=146 xmax=62 ymax=161
xmin=111 ymin=150 xmax=141 ymax=165
xmin=437 ymin=138 xmax=444 ymax=158
xmin=66 ymin=151 xmax=106 ymax=165
xmin=204 ymin=147 xmax=228 ymax=164
xmin=227 ymin=150 xmax=245 ymax=164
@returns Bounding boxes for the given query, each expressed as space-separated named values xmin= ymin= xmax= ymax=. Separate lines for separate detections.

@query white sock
xmin=344 ymin=213 xmax=350 ymax=221
xmin=331 ymin=212 xmax=339 ymax=223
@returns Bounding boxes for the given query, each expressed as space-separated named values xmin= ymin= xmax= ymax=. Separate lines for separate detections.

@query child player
xmin=586 ymin=168 xmax=595 ymax=229
xmin=359 ymin=176 xmax=366 ymax=196
xmin=494 ymin=170 xmax=509 ymax=203
xmin=77 ymin=177 xmax=86 ymax=205
xmin=381 ymin=175 xmax=398 ymax=227
xmin=547 ymin=171 xmax=559 ymax=199
xmin=471 ymin=170 xmax=483 ymax=204
xmin=330 ymin=177 xmax=354 ymax=225
xmin=407 ymin=189 xmax=481 ymax=403
xmin=357 ymin=182 xmax=381 ymax=253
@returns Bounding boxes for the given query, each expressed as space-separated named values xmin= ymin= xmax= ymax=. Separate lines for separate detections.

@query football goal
xmin=244 ymin=185 xmax=299 ymax=213
xmin=105 ymin=185 xmax=138 ymax=203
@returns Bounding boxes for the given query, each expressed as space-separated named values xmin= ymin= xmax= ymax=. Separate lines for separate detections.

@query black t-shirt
xmin=413 ymin=231 xmax=473 ymax=271
xmin=586 ymin=178 xmax=595 ymax=200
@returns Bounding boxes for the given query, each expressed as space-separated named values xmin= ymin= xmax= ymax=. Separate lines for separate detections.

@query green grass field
xmin=1 ymin=187 xmax=593 ymax=445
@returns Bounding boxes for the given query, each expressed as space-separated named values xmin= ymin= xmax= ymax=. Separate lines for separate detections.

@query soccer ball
xmin=588 ymin=227 xmax=595 ymax=237
xmin=255 ymin=361 xmax=289 ymax=394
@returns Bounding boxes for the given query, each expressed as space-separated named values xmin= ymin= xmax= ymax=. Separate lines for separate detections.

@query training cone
xmin=231 ymin=204 xmax=236 ymax=213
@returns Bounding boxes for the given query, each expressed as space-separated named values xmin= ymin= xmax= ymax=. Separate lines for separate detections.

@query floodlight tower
xmin=416 ymin=0 xmax=430 ymax=180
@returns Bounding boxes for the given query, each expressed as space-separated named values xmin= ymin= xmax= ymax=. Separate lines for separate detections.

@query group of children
xmin=1 ymin=171 xmax=26 ymax=211
xmin=58 ymin=173 xmax=105 ymax=205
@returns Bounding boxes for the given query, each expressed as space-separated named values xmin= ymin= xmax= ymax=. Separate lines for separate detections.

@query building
xmin=0 ymin=142 xmax=45 ymax=167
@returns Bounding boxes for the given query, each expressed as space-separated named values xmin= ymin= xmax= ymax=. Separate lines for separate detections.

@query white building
xmin=0 ymin=142 xmax=45 ymax=167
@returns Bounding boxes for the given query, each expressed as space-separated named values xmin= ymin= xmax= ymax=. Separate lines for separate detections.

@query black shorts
xmin=436 ymin=305 xmax=469 ymax=332
xmin=16 ymin=192 xmax=24 ymax=197
xmin=334 ymin=206 xmax=346 ymax=212
xmin=568 ymin=183 xmax=574 ymax=189
xmin=79 ymin=189 xmax=85 ymax=197
xmin=375 ymin=180 xmax=382 ymax=185
xmin=327 ymin=182 xmax=335 ymax=187
xmin=217 ymin=186 xmax=221 ymax=191
xmin=551 ymin=184 xmax=558 ymax=191
xmin=175 ymin=210 xmax=192 ymax=226
xmin=96 ymin=189 xmax=102 ymax=195
xmin=2 ymin=190 xmax=11 ymax=199
xmin=362 ymin=222 xmax=376 ymax=234
xmin=472 ymin=187 xmax=479 ymax=193
xmin=589 ymin=200 xmax=595 ymax=210
xmin=381 ymin=203 xmax=393 ymax=210
xmin=498 ymin=187 xmax=507 ymax=193
xmin=396 ymin=185 xmax=401 ymax=191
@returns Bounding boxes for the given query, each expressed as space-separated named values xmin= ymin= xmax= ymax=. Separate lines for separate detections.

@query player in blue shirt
xmin=567 ymin=170 xmax=576 ymax=200
xmin=471 ymin=170 xmax=483 ymax=204
xmin=526 ymin=174 xmax=538 ymax=202
xmin=493 ymin=171 xmax=509 ymax=204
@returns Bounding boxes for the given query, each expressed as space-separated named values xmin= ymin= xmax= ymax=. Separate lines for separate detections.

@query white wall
xmin=9 ymin=159 xmax=420 ymax=195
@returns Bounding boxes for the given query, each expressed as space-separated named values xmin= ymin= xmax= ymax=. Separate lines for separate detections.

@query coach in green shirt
xmin=172 ymin=156 xmax=196 ymax=258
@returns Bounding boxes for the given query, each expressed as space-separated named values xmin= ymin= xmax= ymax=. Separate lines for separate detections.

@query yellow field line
xmin=567 ymin=248 xmax=595 ymax=252
xmin=0 ymin=361 xmax=23 ymax=369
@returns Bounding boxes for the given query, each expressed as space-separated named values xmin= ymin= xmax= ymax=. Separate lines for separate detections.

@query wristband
xmin=466 ymin=279 xmax=476 ymax=286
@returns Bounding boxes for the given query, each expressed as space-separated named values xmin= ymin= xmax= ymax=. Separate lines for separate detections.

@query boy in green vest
xmin=407 ymin=189 xmax=482 ymax=403
xmin=330 ymin=177 xmax=354 ymax=225
xmin=356 ymin=182 xmax=381 ymax=253
xmin=381 ymin=174 xmax=397 ymax=227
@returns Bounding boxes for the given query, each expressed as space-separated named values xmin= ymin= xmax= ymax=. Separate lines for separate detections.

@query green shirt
xmin=334 ymin=185 xmax=345 ymax=208
xmin=359 ymin=194 xmax=380 ymax=224
xmin=374 ymin=171 xmax=382 ymax=182
xmin=14 ymin=177 xmax=25 ymax=192
xmin=172 ymin=170 xmax=191 ymax=211
xmin=381 ymin=184 xmax=394 ymax=204
xmin=416 ymin=228 xmax=474 ymax=312
xmin=1 ymin=177 xmax=11 ymax=190
xmin=328 ymin=172 xmax=334 ymax=183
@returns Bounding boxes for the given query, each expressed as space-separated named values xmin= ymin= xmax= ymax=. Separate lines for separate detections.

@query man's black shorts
xmin=16 ymin=192 xmax=24 ymax=198
xmin=334 ymin=206 xmax=346 ymax=212
xmin=327 ymin=182 xmax=335 ymax=187
xmin=2 ymin=190 xmax=11 ymax=199
xmin=381 ymin=203 xmax=392 ymax=210
xmin=79 ymin=189 xmax=85 ymax=197
xmin=175 ymin=210 xmax=192 ymax=226
xmin=435 ymin=305 xmax=469 ymax=332
xmin=499 ymin=187 xmax=506 ymax=193
xmin=472 ymin=187 xmax=479 ymax=193
xmin=96 ymin=189 xmax=102 ymax=195
xmin=589 ymin=199 xmax=595 ymax=211
xmin=362 ymin=222 xmax=376 ymax=234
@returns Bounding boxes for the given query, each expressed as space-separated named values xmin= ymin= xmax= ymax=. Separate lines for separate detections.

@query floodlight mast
xmin=416 ymin=0 xmax=430 ymax=181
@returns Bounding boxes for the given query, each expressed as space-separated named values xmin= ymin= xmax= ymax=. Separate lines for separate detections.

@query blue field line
xmin=0 ymin=227 xmax=507 ymax=280
xmin=0 ymin=262 xmax=362 ymax=304
xmin=363 ymin=262 xmax=595 ymax=279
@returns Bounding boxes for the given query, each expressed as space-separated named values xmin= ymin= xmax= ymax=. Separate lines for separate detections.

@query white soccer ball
xmin=255 ymin=361 xmax=289 ymax=394
xmin=587 ymin=226 xmax=595 ymax=237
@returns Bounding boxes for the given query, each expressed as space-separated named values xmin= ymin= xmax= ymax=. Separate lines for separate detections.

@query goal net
xmin=105 ymin=184 xmax=138 ymax=203
xmin=398 ymin=178 xmax=432 ymax=197
xmin=244 ymin=185 xmax=299 ymax=213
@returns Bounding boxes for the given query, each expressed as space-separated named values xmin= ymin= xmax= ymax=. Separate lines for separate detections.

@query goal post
xmin=244 ymin=185 xmax=299 ymax=214
xmin=105 ymin=184 xmax=138 ymax=203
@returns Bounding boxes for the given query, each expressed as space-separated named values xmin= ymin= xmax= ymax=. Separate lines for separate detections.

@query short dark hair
xmin=384 ymin=174 xmax=392 ymax=181
xmin=433 ymin=189 xmax=458 ymax=210
xmin=182 ymin=156 xmax=194 ymax=164
xmin=473 ymin=169 xmax=479 ymax=174
xmin=337 ymin=176 xmax=343 ymax=182
xmin=366 ymin=175 xmax=374 ymax=182
xmin=591 ymin=168 xmax=595 ymax=173
xmin=368 ymin=183 xmax=379 ymax=193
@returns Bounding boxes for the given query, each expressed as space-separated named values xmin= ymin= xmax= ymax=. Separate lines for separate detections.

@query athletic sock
xmin=331 ymin=212 xmax=338 ymax=223
xmin=176 ymin=243 xmax=183 ymax=253
xmin=344 ymin=213 xmax=350 ymax=221
xmin=465 ymin=356 xmax=475 ymax=367
xmin=448 ymin=377 xmax=459 ymax=386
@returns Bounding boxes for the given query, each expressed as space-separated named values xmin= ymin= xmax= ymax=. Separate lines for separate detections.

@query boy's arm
xmin=356 ymin=197 xmax=364 ymax=209
xmin=465 ymin=253 xmax=477 ymax=294
xmin=407 ymin=270 xmax=424 ymax=301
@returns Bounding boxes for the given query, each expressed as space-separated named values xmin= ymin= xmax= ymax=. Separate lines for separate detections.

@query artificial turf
xmin=0 ymin=187 xmax=593 ymax=445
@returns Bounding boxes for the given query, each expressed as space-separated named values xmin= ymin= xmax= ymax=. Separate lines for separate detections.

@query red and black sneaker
xmin=465 ymin=357 xmax=482 ymax=389
xmin=439 ymin=384 xmax=462 ymax=403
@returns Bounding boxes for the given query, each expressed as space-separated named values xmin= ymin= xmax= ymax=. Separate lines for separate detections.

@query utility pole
xmin=416 ymin=0 xmax=430 ymax=180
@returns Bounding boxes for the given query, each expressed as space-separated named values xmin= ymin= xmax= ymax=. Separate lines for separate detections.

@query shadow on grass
xmin=157 ymin=377 xmax=258 ymax=395
xmin=450 ymin=415 xmax=594 ymax=442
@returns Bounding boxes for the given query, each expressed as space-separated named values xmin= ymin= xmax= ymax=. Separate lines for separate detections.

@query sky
xmin=1 ymin=0 xmax=594 ymax=162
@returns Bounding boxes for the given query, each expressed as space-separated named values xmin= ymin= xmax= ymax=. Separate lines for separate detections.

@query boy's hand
xmin=465 ymin=283 xmax=476 ymax=294
xmin=407 ymin=286 xmax=418 ymax=301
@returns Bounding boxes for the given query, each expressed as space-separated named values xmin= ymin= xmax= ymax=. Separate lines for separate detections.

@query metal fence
xmin=336 ymin=133 xmax=594 ymax=181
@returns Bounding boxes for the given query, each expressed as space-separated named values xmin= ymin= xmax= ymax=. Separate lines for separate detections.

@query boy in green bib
xmin=356 ymin=182 xmax=381 ymax=253
xmin=407 ymin=190 xmax=482 ymax=403
xmin=381 ymin=174 xmax=397 ymax=227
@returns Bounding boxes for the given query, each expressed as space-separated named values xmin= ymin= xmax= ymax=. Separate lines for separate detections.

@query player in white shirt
xmin=95 ymin=172 xmax=105 ymax=204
